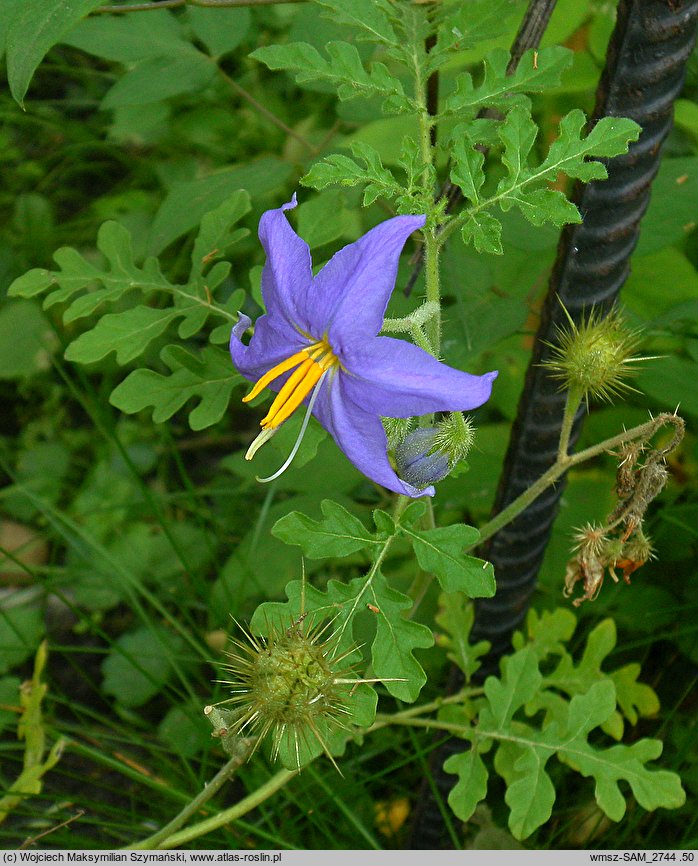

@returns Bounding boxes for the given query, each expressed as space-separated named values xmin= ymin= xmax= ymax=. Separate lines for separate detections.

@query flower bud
xmin=394 ymin=414 xmax=477 ymax=489
xmin=394 ymin=427 xmax=451 ymax=489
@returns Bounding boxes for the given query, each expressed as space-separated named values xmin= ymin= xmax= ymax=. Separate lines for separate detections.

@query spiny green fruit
xmin=543 ymin=305 xmax=645 ymax=403
xmin=215 ymin=616 xmax=357 ymax=771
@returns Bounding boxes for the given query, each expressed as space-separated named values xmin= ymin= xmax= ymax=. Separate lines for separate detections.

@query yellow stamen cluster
xmin=243 ymin=339 xmax=339 ymax=431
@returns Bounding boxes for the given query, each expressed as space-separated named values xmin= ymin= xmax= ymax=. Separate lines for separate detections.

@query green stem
xmin=406 ymin=497 xmax=436 ymax=612
xmin=218 ymin=68 xmax=315 ymax=154
xmin=335 ymin=495 xmax=409 ymax=646
xmin=469 ymin=412 xmax=683 ymax=551
xmin=411 ymin=31 xmax=441 ymax=359
xmin=129 ymin=769 xmax=297 ymax=850
xmin=557 ymin=385 xmax=584 ymax=462
xmin=410 ymin=322 xmax=436 ymax=355
xmin=423 ymin=232 xmax=441 ymax=357
xmin=128 ymin=741 xmax=256 ymax=850
xmin=368 ymin=686 xmax=483 ymax=733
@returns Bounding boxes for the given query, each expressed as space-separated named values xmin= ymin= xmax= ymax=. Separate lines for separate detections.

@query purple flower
xmin=230 ymin=195 xmax=497 ymax=498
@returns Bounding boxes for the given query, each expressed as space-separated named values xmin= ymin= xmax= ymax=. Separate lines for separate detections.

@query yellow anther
xmin=243 ymin=337 xmax=339 ymax=436
xmin=242 ymin=349 xmax=311 ymax=404
xmin=262 ymin=361 xmax=325 ymax=429
xmin=260 ymin=357 xmax=315 ymax=427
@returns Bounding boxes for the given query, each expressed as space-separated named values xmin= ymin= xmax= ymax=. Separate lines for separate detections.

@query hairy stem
xmin=423 ymin=233 xmax=441 ymax=356
xmin=557 ymin=385 xmax=584 ymax=462
xmin=368 ymin=686 xmax=483 ymax=733
xmin=130 ymin=769 xmax=297 ymax=849
xmin=470 ymin=412 xmax=683 ymax=551
xmin=410 ymin=19 xmax=441 ymax=359
xmin=128 ymin=741 xmax=256 ymax=850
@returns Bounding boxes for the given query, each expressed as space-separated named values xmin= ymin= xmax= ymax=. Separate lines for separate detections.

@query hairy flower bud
xmin=394 ymin=427 xmax=450 ymax=489
xmin=394 ymin=414 xmax=476 ymax=489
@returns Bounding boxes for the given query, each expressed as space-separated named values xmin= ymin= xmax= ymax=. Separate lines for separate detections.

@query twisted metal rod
xmin=409 ymin=0 xmax=698 ymax=848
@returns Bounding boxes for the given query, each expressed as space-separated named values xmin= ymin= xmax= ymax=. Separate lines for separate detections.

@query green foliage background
xmin=0 ymin=0 xmax=696 ymax=851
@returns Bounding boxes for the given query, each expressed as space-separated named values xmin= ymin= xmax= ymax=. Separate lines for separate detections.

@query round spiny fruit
xmin=543 ymin=305 xmax=644 ymax=403
xmin=217 ymin=616 xmax=356 ymax=771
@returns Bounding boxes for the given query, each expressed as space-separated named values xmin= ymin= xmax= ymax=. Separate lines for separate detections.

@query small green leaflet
xmin=401 ymin=523 xmax=495 ymax=597
xmin=481 ymin=646 xmax=542 ymax=729
xmin=442 ymin=47 xmax=573 ymax=116
xmin=271 ymin=499 xmax=379 ymax=559
xmin=438 ymin=0 xmax=519 ymax=53
xmin=435 ymin=592 xmax=490 ymax=682
xmin=444 ymin=747 xmax=489 ymax=823
xmin=190 ymin=191 xmax=250 ymax=282
xmin=512 ymin=606 xmax=577 ymax=659
xmin=498 ymin=739 xmax=556 ymax=840
xmin=65 ymin=305 xmax=185 ymax=365
xmin=547 ymin=617 xmax=617 ymax=695
xmin=450 ymin=139 xmax=485 ymax=206
xmin=302 ymin=142 xmax=403 ymax=206
xmin=110 ymin=345 xmax=244 ymax=431
xmin=610 ymin=664 xmax=660 ymax=726
xmin=370 ymin=570 xmax=433 ymax=702
xmin=251 ymin=41 xmax=410 ymax=109
xmin=303 ymin=136 xmax=432 ymax=212
xmin=461 ymin=211 xmax=503 ymax=255
xmin=315 ymin=0 xmax=398 ymax=46
xmin=8 ymin=202 xmax=249 ymax=429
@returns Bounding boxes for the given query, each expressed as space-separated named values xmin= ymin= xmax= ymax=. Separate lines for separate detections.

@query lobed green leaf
xmin=454 ymin=106 xmax=642 ymax=241
xmin=251 ymin=41 xmax=409 ymax=108
xmin=315 ymin=0 xmax=398 ymax=46
xmin=110 ymin=344 xmax=244 ymax=430
xmin=444 ymin=747 xmax=489 ymax=822
xmin=190 ymin=190 xmax=251 ymax=282
xmin=481 ymin=646 xmax=541 ymax=729
xmin=271 ymin=499 xmax=379 ymax=559
xmin=369 ymin=570 xmax=434 ymax=702
xmin=302 ymin=142 xmax=404 ymax=207
xmin=64 ymin=305 xmax=183 ymax=366
xmin=402 ymin=523 xmax=495 ymax=597
xmin=443 ymin=47 xmax=573 ymax=117
xmin=435 ymin=592 xmax=490 ymax=682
